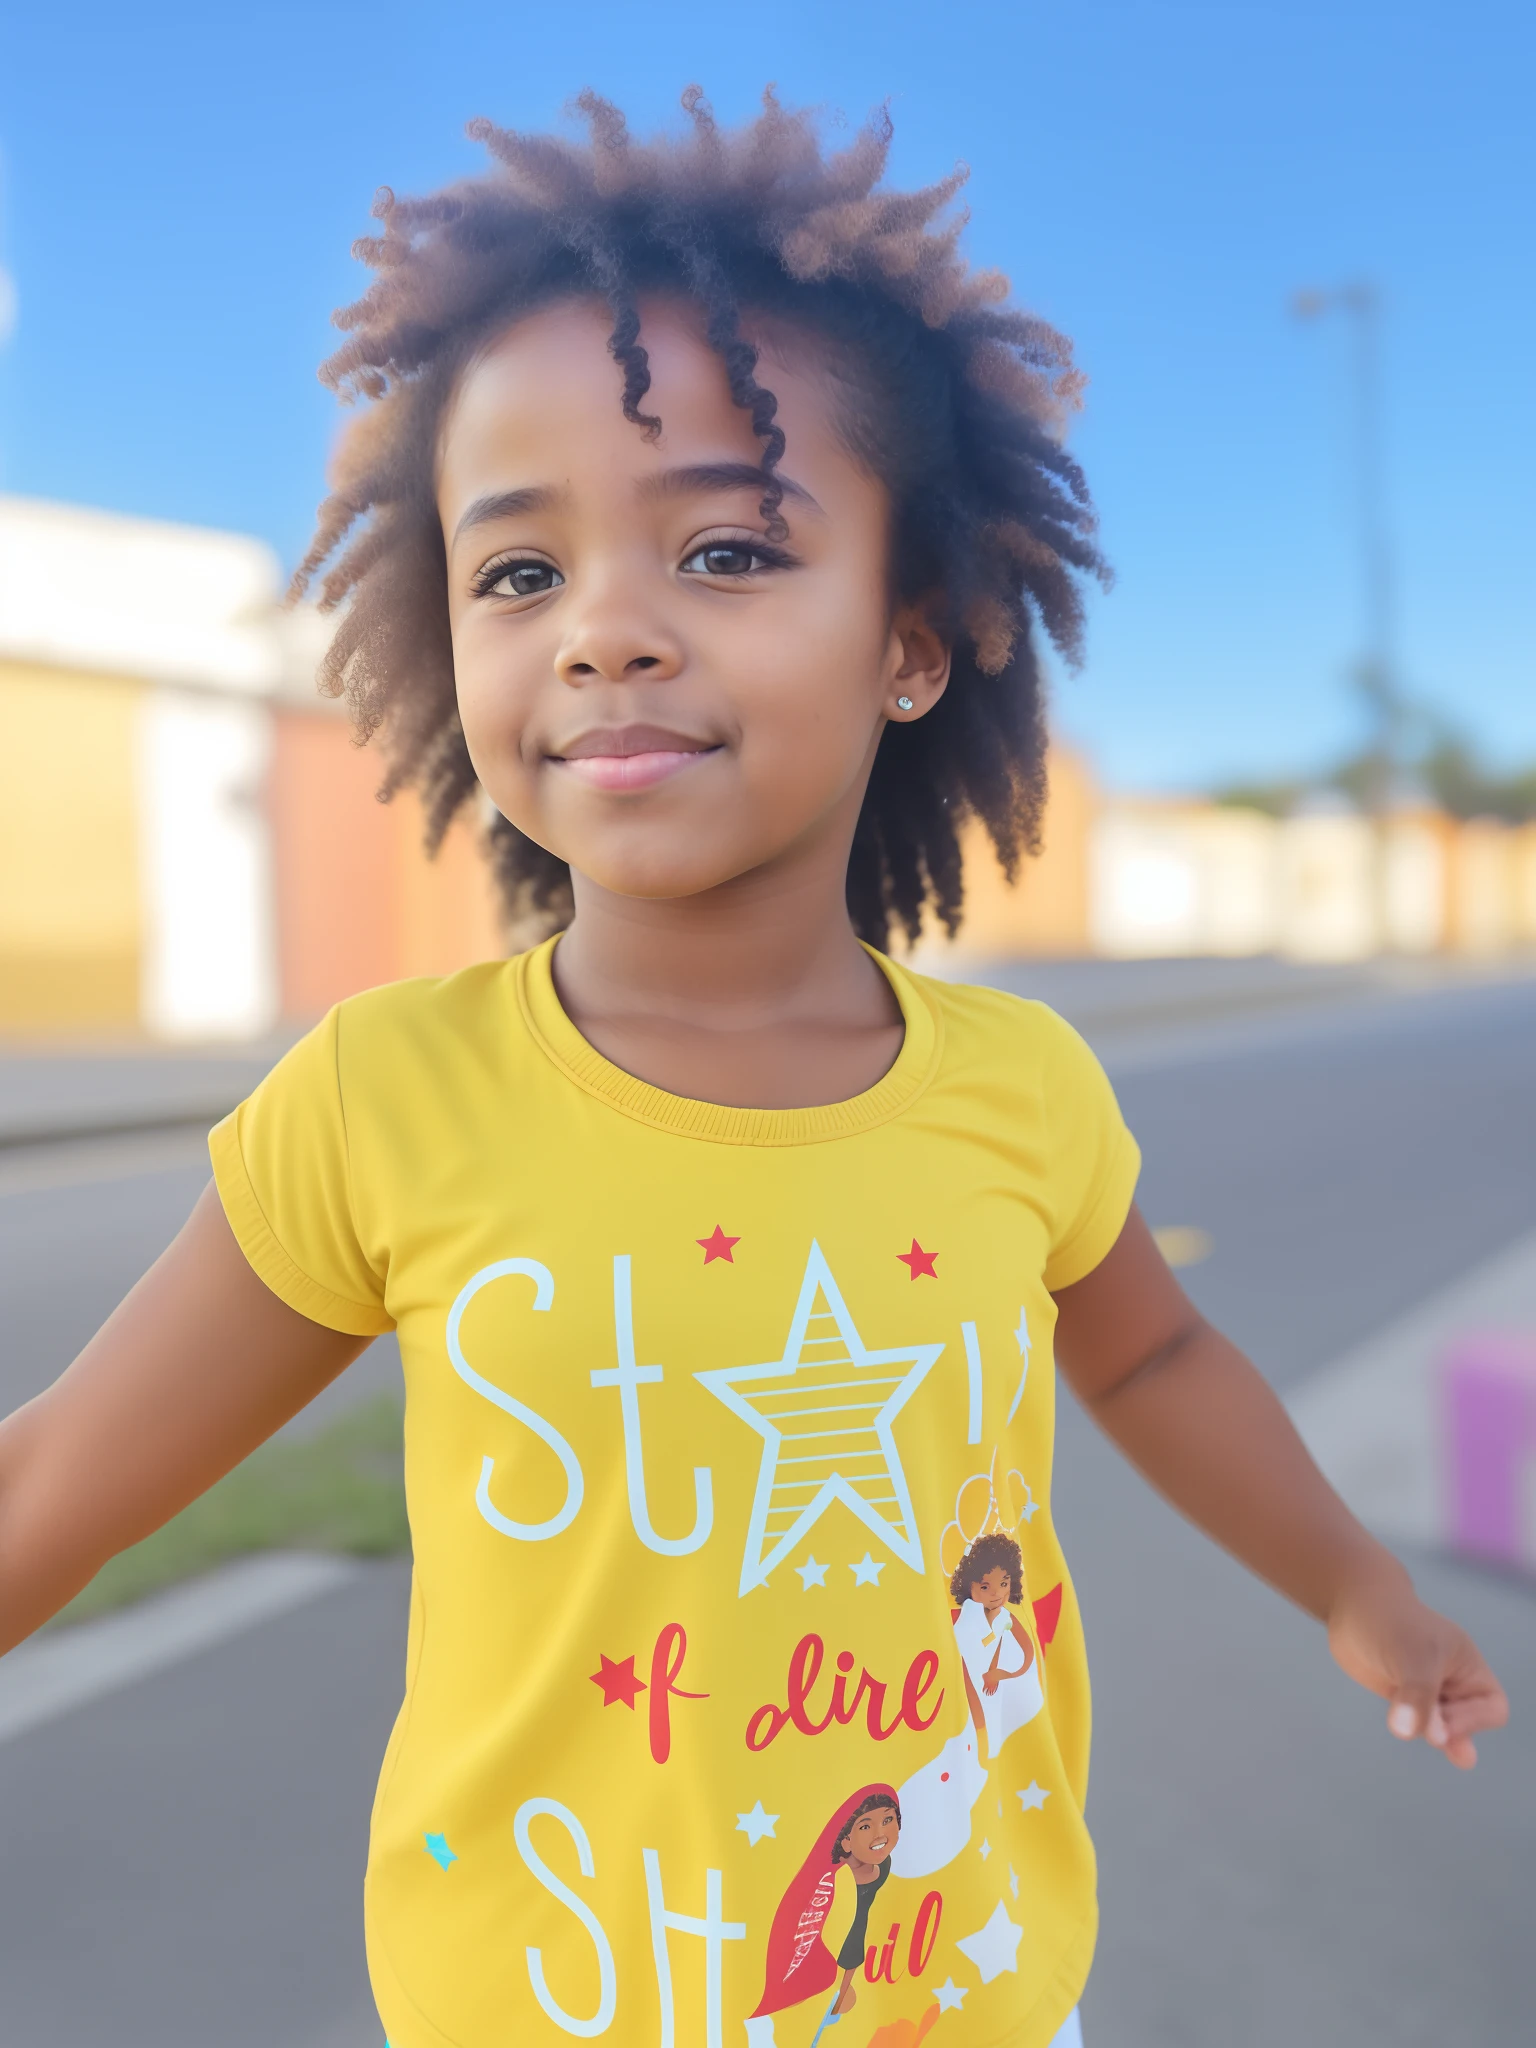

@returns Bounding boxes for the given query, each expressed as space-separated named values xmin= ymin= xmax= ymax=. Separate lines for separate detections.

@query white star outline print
xmin=694 ymin=1241 xmax=943 ymax=1596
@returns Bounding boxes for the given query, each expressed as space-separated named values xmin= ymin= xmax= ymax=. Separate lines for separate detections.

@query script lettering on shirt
xmin=859 ymin=1891 xmax=945 ymax=1986
xmin=648 ymin=1620 xmax=708 ymax=1765
xmin=744 ymin=1634 xmax=945 ymax=1751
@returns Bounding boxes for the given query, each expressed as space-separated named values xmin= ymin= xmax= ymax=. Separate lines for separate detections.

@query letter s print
xmin=447 ymin=1259 xmax=584 ymax=1542
xmin=514 ymin=1798 xmax=618 ymax=2037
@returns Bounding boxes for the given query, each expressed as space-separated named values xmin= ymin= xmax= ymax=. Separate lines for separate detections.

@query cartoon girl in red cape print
xmin=750 ymin=1783 xmax=902 ymax=2041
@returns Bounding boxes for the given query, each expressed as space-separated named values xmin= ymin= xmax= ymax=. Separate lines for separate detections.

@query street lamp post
xmin=1293 ymin=280 xmax=1405 ymax=943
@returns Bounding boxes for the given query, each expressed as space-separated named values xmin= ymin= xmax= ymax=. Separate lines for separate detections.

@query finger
xmin=1443 ymin=1732 xmax=1479 ymax=1771
xmin=1441 ymin=1686 xmax=1510 ymax=1739
xmin=1388 ymin=1680 xmax=1439 ymax=1741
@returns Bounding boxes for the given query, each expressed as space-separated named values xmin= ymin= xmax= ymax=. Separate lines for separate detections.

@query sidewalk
xmin=0 ymin=1036 xmax=299 ymax=1147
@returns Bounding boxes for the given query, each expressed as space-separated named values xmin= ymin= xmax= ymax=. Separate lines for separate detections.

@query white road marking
xmin=0 ymin=1551 xmax=360 ymax=1746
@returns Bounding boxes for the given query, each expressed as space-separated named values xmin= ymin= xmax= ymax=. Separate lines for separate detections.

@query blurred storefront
xmin=954 ymin=770 xmax=1536 ymax=963
xmin=2 ymin=495 xmax=1531 ymax=1039
xmin=0 ymin=495 xmax=499 ymax=1039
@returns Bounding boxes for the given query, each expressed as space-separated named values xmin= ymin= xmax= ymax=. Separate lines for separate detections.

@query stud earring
xmin=896 ymin=695 xmax=914 ymax=712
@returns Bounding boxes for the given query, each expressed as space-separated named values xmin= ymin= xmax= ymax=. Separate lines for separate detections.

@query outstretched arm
xmin=1052 ymin=1203 xmax=1508 ymax=1769
xmin=0 ymin=1182 xmax=369 ymax=1656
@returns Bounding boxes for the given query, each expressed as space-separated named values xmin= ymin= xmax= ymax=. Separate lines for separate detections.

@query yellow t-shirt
xmin=210 ymin=939 xmax=1139 ymax=2048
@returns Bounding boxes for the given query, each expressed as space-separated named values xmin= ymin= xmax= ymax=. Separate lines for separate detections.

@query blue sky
xmin=0 ymin=0 xmax=1530 ymax=792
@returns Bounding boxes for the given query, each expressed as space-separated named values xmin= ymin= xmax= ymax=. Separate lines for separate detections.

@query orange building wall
xmin=945 ymin=744 xmax=1096 ymax=958
xmin=268 ymin=710 xmax=504 ymax=1019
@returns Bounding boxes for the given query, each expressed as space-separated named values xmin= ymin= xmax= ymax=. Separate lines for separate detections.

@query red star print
xmin=697 ymin=1225 xmax=740 ymax=1265
xmin=589 ymin=1653 xmax=647 ymax=1710
xmin=897 ymin=1239 xmax=939 ymax=1280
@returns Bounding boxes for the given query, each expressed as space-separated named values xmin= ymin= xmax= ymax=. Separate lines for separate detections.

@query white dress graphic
xmin=953 ymin=1598 xmax=1044 ymax=1759
xmin=889 ymin=1725 xmax=988 ymax=1880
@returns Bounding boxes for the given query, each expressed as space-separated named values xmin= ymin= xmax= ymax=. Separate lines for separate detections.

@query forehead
xmin=436 ymin=296 xmax=863 ymax=518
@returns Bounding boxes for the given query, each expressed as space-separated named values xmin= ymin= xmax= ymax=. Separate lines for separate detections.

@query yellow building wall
xmin=1448 ymin=818 xmax=1520 ymax=955
xmin=1509 ymin=823 xmax=1536 ymax=945
xmin=0 ymin=661 xmax=143 ymax=1031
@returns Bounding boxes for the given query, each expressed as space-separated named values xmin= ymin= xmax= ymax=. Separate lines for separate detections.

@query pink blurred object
xmin=1442 ymin=1332 xmax=1536 ymax=1570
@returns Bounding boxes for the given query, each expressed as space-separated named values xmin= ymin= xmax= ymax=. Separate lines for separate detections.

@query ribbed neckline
xmin=514 ymin=935 xmax=943 ymax=1147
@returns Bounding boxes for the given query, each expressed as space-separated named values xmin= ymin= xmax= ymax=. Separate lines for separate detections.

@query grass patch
xmin=46 ymin=1394 xmax=409 ymax=1631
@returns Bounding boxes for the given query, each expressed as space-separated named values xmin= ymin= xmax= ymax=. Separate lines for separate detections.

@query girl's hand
xmin=1327 ymin=1569 xmax=1509 ymax=1770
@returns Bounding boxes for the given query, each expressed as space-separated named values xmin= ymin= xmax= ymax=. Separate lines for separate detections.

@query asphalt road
xmin=1 ymin=967 xmax=1534 ymax=2047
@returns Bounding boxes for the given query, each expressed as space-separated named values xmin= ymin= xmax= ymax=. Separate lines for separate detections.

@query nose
xmin=552 ymin=567 xmax=684 ymax=687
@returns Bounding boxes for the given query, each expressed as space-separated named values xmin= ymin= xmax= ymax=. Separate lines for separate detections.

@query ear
xmin=884 ymin=598 xmax=951 ymax=724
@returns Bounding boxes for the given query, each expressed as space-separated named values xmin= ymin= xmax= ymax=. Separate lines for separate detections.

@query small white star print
xmin=1019 ymin=1489 xmax=1040 ymax=1522
xmin=1016 ymin=1781 xmax=1050 ymax=1812
xmin=1014 ymin=1307 xmax=1030 ymax=1355
xmin=955 ymin=1900 xmax=1023 ymax=1984
xmin=978 ymin=1837 xmax=992 ymax=1860
xmin=795 ymin=1556 xmax=829 ymax=1589
xmin=849 ymin=1552 xmax=885 ymax=1586
xmin=1009 ymin=1863 xmax=1020 ymax=1899
xmin=931 ymin=1978 xmax=968 ymax=2012
xmin=736 ymin=1802 xmax=779 ymax=1845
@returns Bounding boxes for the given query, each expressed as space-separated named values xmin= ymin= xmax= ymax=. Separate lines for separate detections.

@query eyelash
xmin=471 ymin=554 xmax=560 ymax=601
xmin=469 ymin=530 xmax=799 ymax=601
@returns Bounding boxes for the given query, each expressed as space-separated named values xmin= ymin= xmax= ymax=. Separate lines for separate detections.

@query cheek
xmin=449 ymin=620 xmax=544 ymax=771
xmin=726 ymin=582 xmax=891 ymax=756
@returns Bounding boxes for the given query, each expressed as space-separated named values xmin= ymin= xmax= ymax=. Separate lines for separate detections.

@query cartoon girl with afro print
xmin=949 ymin=1531 xmax=1045 ymax=1759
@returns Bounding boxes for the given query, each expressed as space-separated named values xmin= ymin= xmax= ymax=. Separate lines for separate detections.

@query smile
xmin=555 ymin=748 xmax=719 ymax=792
xmin=550 ymin=724 xmax=723 ymax=793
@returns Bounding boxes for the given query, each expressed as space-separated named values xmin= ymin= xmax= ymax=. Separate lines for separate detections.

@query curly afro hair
xmin=949 ymin=1531 xmax=1025 ymax=1606
xmin=294 ymin=87 xmax=1108 ymax=950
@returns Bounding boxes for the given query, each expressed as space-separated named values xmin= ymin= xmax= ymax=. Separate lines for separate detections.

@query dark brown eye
xmin=683 ymin=544 xmax=760 ymax=576
xmin=484 ymin=559 xmax=562 ymax=598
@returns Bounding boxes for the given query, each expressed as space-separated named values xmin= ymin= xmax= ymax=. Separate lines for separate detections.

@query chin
xmin=571 ymin=836 xmax=780 ymax=905
xmin=585 ymin=863 xmax=744 ymax=904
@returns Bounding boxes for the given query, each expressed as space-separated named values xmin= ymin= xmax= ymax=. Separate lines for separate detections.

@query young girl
xmin=0 ymin=90 xmax=1506 ymax=2048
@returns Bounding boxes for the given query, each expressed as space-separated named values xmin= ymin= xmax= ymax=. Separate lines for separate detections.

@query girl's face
xmin=970 ymin=1564 xmax=1013 ymax=1609
xmin=436 ymin=297 xmax=949 ymax=908
xmin=843 ymin=1806 xmax=900 ymax=1865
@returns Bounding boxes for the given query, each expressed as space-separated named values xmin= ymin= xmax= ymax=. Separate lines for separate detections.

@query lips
xmin=550 ymin=724 xmax=721 ymax=793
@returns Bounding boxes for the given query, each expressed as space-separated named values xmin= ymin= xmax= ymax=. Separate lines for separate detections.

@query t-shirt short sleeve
xmin=208 ymin=1006 xmax=393 ymax=1336
xmin=1039 ymin=1012 xmax=1142 ymax=1293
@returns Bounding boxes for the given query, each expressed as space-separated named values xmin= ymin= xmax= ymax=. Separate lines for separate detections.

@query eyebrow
xmin=451 ymin=462 xmax=821 ymax=545
xmin=636 ymin=462 xmax=822 ymax=514
xmin=452 ymin=485 xmax=564 ymax=544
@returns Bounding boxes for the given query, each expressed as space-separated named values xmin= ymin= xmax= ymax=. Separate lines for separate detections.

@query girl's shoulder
xmin=301 ymin=956 xmax=546 ymax=1121
xmin=887 ymin=958 xmax=1103 ymax=1080
xmin=325 ymin=952 xmax=544 ymax=1068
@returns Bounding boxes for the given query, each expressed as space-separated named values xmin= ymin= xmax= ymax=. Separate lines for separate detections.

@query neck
xmin=555 ymin=833 xmax=890 ymax=1033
